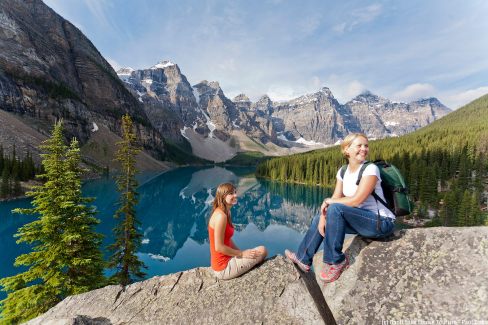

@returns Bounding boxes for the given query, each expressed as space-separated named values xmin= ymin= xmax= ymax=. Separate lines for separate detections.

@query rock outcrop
xmin=27 ymin=227 xmax=488 ymax=324
xmin=313 ymin=227 xmax=488 ymax=324
xmin=27 ymin=256 xmax=334 ymax=325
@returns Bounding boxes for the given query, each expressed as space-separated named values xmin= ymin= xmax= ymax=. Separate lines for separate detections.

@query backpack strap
xmin=339 ymin=165 xmax=347 ymax=179
xmin=371 ymin=190 xmax=389 ymax=212
xmin=356 ymin=161 xmax=372 ymax=185
xmin=355 ymin=161 xmax=389 ymax=206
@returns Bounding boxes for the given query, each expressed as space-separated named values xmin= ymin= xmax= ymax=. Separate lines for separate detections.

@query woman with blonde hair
xmin=208 ymin=183 xmax=267 ymax=280
xmin=286 ymin=133 xmax=395 ymax=282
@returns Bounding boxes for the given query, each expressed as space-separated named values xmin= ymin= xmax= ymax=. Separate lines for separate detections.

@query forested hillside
xmin=0 ymin=146 xmax=39 ymax=199
xmin=256 ymin=94 xmax=488 ymax=226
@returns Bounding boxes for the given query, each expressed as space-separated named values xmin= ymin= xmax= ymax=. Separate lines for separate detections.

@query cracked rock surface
xmin=27 ymin=227 xmax=488 ymax=325
xmin=27 ymin=256 xmax=333 ymax=325
xmin=313 ymin=227 xmax=488 ymax=324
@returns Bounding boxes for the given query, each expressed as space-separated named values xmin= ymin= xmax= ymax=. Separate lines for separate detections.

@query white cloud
xmin=333 ymin=22 xmax=347 ymax=34
xmin=311 ymin=76 xmax=322 ymax=89
xmin=353 ymin=4 xmax=382 ymax=23
xmin=443 ymin=86 xmax=488 ymax=109
xmin=266 ymin=85 xmax=307 ymax=102
xmin=345 ymin=80 xmax=366 ymax=100
xmin=217 ymin=58 xmax=237 ymax=72
xmin=107 ymin=58 xmax=122 ymax=71
xmin=83 ymin=0 xmax=118 ymax=33
xmin=320 ymin=74 xmax=368 ymax=104
xmin=393 ymin=83 xmax=436 ymax=102
xmin=333 ymin=3 xmax=383 ymax=33
xmin=299 ymin=14 xmax=322 ymax=35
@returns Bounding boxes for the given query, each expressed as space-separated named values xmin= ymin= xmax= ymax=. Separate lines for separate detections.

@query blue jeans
xmin=296 ymin=203 xmax=395 ymax=265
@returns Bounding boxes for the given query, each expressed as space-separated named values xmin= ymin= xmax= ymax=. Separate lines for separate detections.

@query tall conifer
xmin=108 ymin=114 xmax=146 ymax=286
xmin=0 ymin=121 xmax=104 ymax=324
xmin=0 ymin=166 xmax=9 ymax=198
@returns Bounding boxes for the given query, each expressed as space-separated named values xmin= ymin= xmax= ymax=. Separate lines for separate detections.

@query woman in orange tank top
xmin=208 ymin=183 xmax=267 ymax=280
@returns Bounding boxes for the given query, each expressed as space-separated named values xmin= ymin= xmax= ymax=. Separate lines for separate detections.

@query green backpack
xmin=340 ymin=160 xmax=413 ymax=216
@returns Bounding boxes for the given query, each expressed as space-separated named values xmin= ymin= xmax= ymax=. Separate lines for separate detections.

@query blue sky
xmin=43 ymin=0 xmax=488 ymax=109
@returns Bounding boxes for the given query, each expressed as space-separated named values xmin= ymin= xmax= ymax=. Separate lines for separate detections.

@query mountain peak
xmin=233 ymin=94 xmax=250 ymax=103
xmin=192 ymin=80 xmax=223 ymax=98
xmin=151 ymin=60 xmax=176 ymax=70
xmin=413 ymin=97 xmax=444 ymax=107
xmin=319 ymin=87 xmax=333 ymax=97
xmin=359 ymin=90 xmax=376 ymax=97
xmin=116 ymin=67 xmax=135 ymax=75
xmin=353 ymin=91 xmax=383 ymax=103
xmin=193 ymin=80 xmax=220 ymax=89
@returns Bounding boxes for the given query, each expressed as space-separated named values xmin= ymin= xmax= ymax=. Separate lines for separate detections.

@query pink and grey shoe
xmin=319 ymin=255 xmax=349 ymax=283
xmin=284 ymin=249 xmax=310 ymax=272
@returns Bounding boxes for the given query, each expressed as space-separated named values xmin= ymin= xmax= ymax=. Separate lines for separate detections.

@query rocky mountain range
xmin=0 ymin=0 xmax=168 ymax=169
xmin=118 ymin=61 xmax=451 ymax=161
xmin=0 ymin=0 xmax=451 ymax=167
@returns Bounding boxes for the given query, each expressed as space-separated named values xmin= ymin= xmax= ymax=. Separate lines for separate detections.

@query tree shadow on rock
xmin=73 ymin=315 xmax=113 ymax=325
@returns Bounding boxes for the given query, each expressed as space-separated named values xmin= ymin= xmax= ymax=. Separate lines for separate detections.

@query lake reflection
xmin=0 ymin=166 xmax=332 ymax=293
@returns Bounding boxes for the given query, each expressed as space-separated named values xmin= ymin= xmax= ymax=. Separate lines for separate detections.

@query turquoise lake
xmin=0 ymin=166 xmax=332 ymax=299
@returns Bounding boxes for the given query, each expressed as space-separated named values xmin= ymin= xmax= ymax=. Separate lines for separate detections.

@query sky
xmin=42 ymin=0 xmax=488 ymax=109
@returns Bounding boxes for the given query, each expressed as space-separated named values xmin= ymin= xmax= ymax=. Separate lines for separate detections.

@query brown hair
xmin=211 ymin=183 xmax=236 ymax=224
xmin=340 ymin=133 xmax=368 ymax=158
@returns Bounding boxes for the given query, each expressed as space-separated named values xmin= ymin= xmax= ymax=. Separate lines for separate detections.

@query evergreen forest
xmin=0 ymin=146 xmax=40 ymax=200
xmin=256 ymin=94 xmax=488 ymax=227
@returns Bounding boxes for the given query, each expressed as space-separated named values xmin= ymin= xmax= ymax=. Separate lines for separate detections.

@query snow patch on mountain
xmin=180 ymin=127 xmax=190 ymax=140
xmin=193 ymin=87 xmax=200 ymax=104
xmin=295 ymin=137 xmax=324 ymax=146
xmin=199 ymin=108 xmax=216 ymax=138
xmin=278 ymin=133 xmax=325 ymax=147
xmin=151 ymin=60 xmax=175 ymax=69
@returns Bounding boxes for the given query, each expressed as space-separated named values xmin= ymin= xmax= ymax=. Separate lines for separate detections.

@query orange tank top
xmin=208 ymin=221 xmax=234 ymax=271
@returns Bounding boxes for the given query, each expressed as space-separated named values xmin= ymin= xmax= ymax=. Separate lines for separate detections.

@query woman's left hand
xmin=241 ymin=249 xmax=258 ymax=259
xmin=320 ymin=198 xmax=330 ymax=215
xmin=318 ymin=213 xmax=326 ymax=237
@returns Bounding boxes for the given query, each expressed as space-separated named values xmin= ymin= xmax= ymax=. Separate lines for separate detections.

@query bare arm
xmin=325 ymin=175 xmax=377 ymax=207
xmin=212 ymin=211 xmax=257 ymax=259
xmin=320 ymin=178 xmax=344 ymax=215
xmin=331 ymin=178 xmax=345 ymax=199
xmin=230 ymin=239 xmax=239 ymax=250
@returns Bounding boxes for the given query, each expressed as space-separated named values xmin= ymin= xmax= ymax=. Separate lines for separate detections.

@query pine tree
xmin=457 ymin=190 xmax=471 ymax=226
xmin=0 ymin=145 xmax=4 ymax=172
xmin=1 ymin=166 xmax=9 ymax=198
xmin=13 ymin=176 xmax=22 ymax=196
xmin=0 ymin=121 xmax=105 ymax=324
xmin=108 ymin=114 xmax=146 ymax=286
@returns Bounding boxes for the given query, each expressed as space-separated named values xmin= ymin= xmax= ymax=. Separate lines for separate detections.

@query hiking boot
xmin=319 ymin=255 xmax=349 ymax=283
xmin=284 ymin=249 xmax=310 ymax=272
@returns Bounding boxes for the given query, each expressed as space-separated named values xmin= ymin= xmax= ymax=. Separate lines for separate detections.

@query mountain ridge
xmin=117 ymin=60 xmax=451 ymax=162
xmin=0 ymin=0 xmax=451 ymax=167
